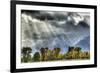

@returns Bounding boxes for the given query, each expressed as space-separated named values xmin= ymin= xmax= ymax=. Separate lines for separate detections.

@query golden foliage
xmin=21 ymin=47 xmax=90 ymax=63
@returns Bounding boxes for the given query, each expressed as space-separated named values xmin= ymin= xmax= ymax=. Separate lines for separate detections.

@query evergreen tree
xmin=33 ymin=52 xmax=40 ymax=62
xmin=21 ymin=47 xmax=32 ymax=62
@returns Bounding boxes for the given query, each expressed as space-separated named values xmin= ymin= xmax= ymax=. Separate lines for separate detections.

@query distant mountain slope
xmin=76 ymin=36 xmax=90 ymax=51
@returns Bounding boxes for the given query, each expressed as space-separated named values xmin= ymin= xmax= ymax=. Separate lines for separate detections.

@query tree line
xmin=21 ymin=46 xmax=90 ymax=63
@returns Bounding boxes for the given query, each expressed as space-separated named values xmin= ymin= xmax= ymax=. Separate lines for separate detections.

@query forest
xmin=21 ymin=46 xmax=90 ymax=63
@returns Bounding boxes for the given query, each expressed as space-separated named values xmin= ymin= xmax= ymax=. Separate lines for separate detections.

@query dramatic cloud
xmin=21 ymin=10 xmax=90 ymax=53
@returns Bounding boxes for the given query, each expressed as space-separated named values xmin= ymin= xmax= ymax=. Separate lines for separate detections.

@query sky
xmin=21 ymin=10 xmax=90 ymax=54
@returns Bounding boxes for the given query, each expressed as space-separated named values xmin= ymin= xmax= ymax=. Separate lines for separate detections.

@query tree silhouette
xmin=68 ymin=46 xmax=74 ymax=52
xmin=40 ymin=48 xmax=45 ymax=61
xmin=21 ymin=47 xmax=32 ymax=62
xmin=44 ymin=47 xmax=49 ymax=61
xmin=54 ymin=48 xmax=61 ymax=59
xmin=33 ymin=52 xmax=40 ymax=62
xmin=75 ymin=47 xmax=81 ymax=52
xmin=75 ymin=47 xmax=82 ymax=58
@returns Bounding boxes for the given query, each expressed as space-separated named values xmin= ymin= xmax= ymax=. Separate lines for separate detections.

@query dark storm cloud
xmin=78 ymin=21 xmax=89 ymax=27
xmin=21 ymin=10 xmax=68 ymax=21
xmin=21 ymin=10 xmax=40 ymax=15
xmin=21 ymin=10 xmax=54 ymax=20
xmin=21 ymin=10 xmax=90 ymax=28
